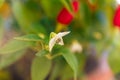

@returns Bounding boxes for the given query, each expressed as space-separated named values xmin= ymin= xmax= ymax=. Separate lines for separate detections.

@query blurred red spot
xmin=113 ymin=6 xmax=120 ymax=27
xmin=57 ymin=0 xmax=79 ymax=25
xmin=57 ymin=8 xmax=73 ymax=25
xmin=72 ymin=0 xmax=79 ymax=13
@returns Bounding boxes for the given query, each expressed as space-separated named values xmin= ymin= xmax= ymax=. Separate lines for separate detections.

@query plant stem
xmin=61 ymin=0 xmax=72 ymax=13
xmin=55 ymin=23 xmax=67 ymax=32
xmin=46 ymin=53 xmax=62 ymax=60
xmin=51 ymin=53 xmax=62 ymax=59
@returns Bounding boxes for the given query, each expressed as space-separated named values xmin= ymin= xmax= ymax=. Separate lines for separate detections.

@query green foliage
xmin=108 ymin=47 xmax=120 ymax=74
xmin=49 ymin=61 xmax=64 ymax=80
xmin=15 ymin=34 xmax=43 ymax=42
xmin=40 ymin=0 xmax=62 ymax=18
xmin=0 ymin=0 xmax=119 ymax=80
xmin=36 ymin=50 xmax=49 ymax=57
xmin=76 ymin=53 xmax=86 ymax=76
xmin=11 ymin=0 xmax=46 ymax=34
xmin=60 ymin=0 xmax=71 ymax=12
xmin=61 ymin=65 xmax=74 ymax=80
xmin=61 ymin=48 xmax=78 ymax=79
xmin=31 ymin=57 xmax=51 ymax=80
xmin=0 ymin=50 xmax=26 ymax=69
xmin=0 ymin=40 xmax=32 ymax=55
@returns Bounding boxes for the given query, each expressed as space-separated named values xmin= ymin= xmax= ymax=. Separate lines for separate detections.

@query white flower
xmin=49 ymin=31 xmax=70 ymax=52
xmin=70 ymin=40 xmax=82 ymax=53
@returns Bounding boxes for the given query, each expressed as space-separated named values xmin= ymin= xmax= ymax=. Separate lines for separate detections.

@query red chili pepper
xmin=72 ymin=0 xmax=79 ymax=13
xmin=57 ymin=0 xmax=79 ymax=25
xmin=57 ymin=8 xmax=73 ymax=25
xmin=113 ymin=6 xmax=120 ymax=27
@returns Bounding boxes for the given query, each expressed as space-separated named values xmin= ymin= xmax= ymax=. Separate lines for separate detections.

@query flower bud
xmin=113 ymin=6 xmax=120 ymax=27
xmin=72 ymin=0 xmax=79 ymax=13
xmin=57 ymin=0 xmax=79 ymax=25
xmin=57 ymin=8 xmax=73 ymax=25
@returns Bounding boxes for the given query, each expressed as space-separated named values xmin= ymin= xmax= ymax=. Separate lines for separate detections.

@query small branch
xmin=45 ymin=53 xmax=62 ymax=60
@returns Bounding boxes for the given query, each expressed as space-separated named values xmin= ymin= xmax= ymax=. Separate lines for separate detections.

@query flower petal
xmin=57 ymin=31 xmax=70 ymax=37
xmin=49 ymin=31 xmax=70 ymax=52
xmin=49 ymin=37 xmax=56 ymax=52
xmin=57 ymin=37 xmax=64 ymax=45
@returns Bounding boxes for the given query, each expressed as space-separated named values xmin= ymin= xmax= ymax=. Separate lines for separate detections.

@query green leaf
xmin=40 ymin=0 xmax=62 ymax=18
xmin=50 ymin=63 xmax=63 ymax=80
xmin=0 ymin=50 xmax=26 ymax=69
xmin=36 ymin=50 xmax=49 ymax=57
xmin=15 ymin=34 xmax=43 ymax=42
xmin=76 ymin=53 xmax=86 ymax=76
xmin=11 ymin=0 xmax=46 ymax=34
xmin=60 ymin=0 xmax=71 ymax=12
xmin=61 ymin=48 xmax=78 ymax=80
xmin=108 ymin=47 xmax=120 ymax=74
xmin=0 ymin=40 xmax=32 ymax=55
xmin=61 ymin=65 xmax=73 ymax=80
xmin=50 ymin=57 xmax=66 ymax=80
xmin=31 ymin=57 xmax=51 ymax=80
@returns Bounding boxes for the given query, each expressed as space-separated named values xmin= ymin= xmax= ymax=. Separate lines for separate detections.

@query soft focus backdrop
xmin=0 ymin=0 xmax=120 ymax=80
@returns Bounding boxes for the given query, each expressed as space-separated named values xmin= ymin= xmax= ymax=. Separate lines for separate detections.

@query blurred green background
xmin=0 ymin=0 xmax=120 ymax=80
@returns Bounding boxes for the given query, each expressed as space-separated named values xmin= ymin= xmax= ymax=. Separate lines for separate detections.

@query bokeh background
xmin=0 ymin=0 xmax=120 ymax=80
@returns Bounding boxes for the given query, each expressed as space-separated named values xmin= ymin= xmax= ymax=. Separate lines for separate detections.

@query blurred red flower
xmin=113 ymin=6 xmax=120 ymax=27
xmin=57 ymin=0 xmax=79 ymax=25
